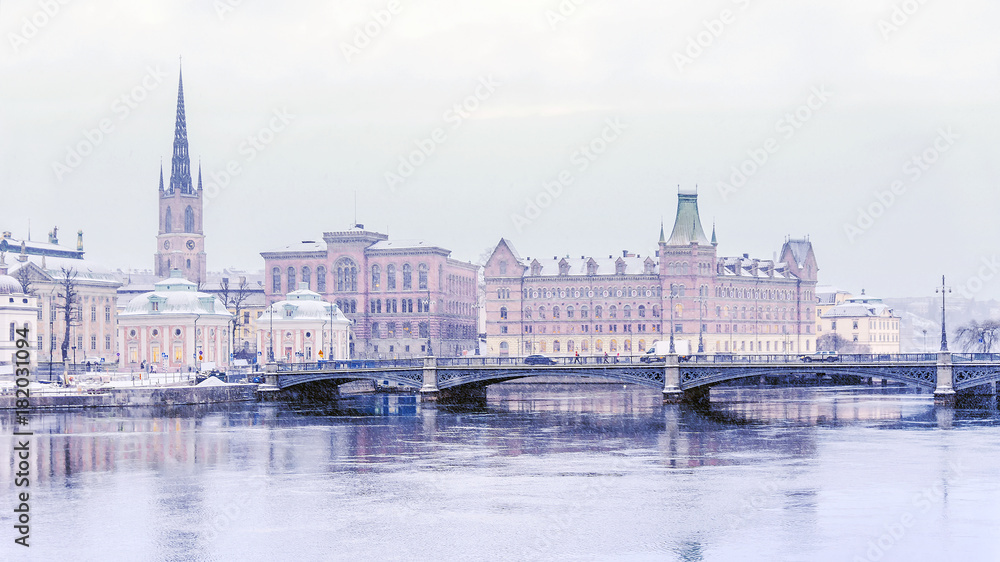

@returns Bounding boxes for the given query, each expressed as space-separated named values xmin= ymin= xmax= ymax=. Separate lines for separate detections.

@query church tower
xmin=155 ymin=67 xmax=206 ymax=285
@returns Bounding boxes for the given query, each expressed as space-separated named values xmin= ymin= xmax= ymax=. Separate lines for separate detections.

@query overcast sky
xmin=1 ymin=1 xmax=998 ymax=300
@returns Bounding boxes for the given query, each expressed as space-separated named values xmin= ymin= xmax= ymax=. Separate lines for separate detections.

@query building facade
xmin=483 ymin=191 xmax=819 ymax=356
xmin=154 ymin=68 xmax=207 ymax=285
xmin=817 ymin=292 xmax=901 ymax=354
xmin=256 ymin=284 xmax=352 ymax=363
xmin=261 ymin=226 xmax=479 ymax=358
xmin=2 ymin=230 xmax=121 ymax=365
xmin=118 ymin=270 xmax=233 ymax=370
xmin=0 ymin=255 xmax=38 ymax=371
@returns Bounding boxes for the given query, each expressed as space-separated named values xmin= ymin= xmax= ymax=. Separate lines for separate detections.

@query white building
xmin=0 ymin=256 xmax=38 ymax=372
xmin=118 ymin=270 xmax=233 ymax=370
xmin=256 ymin=285 xmax=352 ymax=363
xmin=817 ymin=291 xmax=901 ymax=354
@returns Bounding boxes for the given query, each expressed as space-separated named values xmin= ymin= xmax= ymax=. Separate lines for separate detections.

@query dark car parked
xmin=524 ymin=355 xmax=557 ymax=365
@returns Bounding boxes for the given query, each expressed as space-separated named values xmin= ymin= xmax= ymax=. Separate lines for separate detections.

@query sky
xmin=1 ymin=1 xmax=999 ymax=301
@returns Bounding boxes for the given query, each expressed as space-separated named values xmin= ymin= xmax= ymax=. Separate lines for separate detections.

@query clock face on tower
xmin=163 ymin=240 xmax=170 ymax=250
xmin=186 ymin=240 xmax=195 ymax=250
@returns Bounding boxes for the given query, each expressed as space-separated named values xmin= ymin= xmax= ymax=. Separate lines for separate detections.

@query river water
xmin=2 ymin=385 xmax=998 ymax=561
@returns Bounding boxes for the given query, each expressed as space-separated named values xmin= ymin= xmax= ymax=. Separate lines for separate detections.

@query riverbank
xmin=0 ymin=383 xmax=258 ymax=409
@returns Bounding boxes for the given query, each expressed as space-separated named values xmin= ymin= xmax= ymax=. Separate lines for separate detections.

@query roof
xmin=784 ymin=239 xmax=812 ymax=268
xmin=822 ymin=301 xmax=895 ymax=318
xmin=523 ymin=254 xmax=656 ymax=277
xmin=665 ymin=192 xmax=710 ymax=246
xmin=7 ymin=255 xmax=121 ymax=286
xmin=367 ymin=239 xmax=450 ymax=255
xmin=261 ymin=240 xmax=327 ymax=254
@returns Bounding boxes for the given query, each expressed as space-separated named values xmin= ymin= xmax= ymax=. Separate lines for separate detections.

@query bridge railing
xmin=952 ymin=353 xmax=1000 ymax=362
xmin=683 ymin=353 xmax=938 ymax=364
xmin=276 ymin=359 xmax=425 ymax=372
xmin=437 ymin=355 xmax=647 ymax=366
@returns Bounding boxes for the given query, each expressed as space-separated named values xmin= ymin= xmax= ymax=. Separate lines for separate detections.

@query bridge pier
xmin=662 ymin=355 xmax=683 ymax=403
xmin=419 ymin=356 xmax=440 ymax=402
xmin=934 ymin=351 xmax=956 ymax=406
xmin=263 ymin=361 xmax=279 ymax=387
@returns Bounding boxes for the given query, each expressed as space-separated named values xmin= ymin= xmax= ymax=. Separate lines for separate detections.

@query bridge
xmin=262 ymin=352 xmax=1000 ymax=405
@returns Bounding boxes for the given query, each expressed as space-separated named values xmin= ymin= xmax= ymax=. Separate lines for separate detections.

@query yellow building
xmin=817 ymin=292 xmax=900 ymax=353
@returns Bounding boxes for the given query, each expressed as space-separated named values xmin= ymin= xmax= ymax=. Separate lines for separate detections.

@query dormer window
xmin=530 ymin=260 xmax=542 ymax=276
xmin=558 ymin=259 xmax=570 ymax=276
xmin=587 ymin=259 xmax=598 ymax=276
xmin=615 ymin=258 xmax=626 ymax=275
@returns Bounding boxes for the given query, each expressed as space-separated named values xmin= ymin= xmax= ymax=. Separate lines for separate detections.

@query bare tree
xmin=817 ymin=333 xmax=848 ymax=352
xmin=57 ymin=267 xmax=79 ymax=362
xmin=13 ymin=264 xmax=33 ymax=296
xmin=954 ymin=319 xmax=1000 ymax=353
xmin=220 ymin=276 xmax=252 ymax=356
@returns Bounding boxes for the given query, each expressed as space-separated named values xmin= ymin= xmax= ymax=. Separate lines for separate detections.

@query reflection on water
xmin=3 ymin=384 xmax=999 ymax=561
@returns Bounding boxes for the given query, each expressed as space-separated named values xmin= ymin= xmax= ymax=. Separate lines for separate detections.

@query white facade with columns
xmin=118 ymin=270 xmax=233 ymax=370
xmin=256 ymin=285 xmax=352 ymax=362
xmin=0 ymin=256 xmax=38 ymax=372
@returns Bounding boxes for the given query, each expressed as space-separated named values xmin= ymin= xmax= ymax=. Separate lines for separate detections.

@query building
xmin=817 ymin=291 xmax=901 ymax=353
xmin=1 ymin=230 xmax=121 ymax=365
xmin=483 ymin=190 xmax=819 ymax=356
xmin=815 ymin=285 xmax=852 ymax=334
xmin=118 ymin=270 xmax=233 ymax=370
xmin=0 ymin=254 xmax=38 ymax=372
xmin=261 ymin=225 xmax=479 ymax=358
xmin=154 ymin=68 xmax=207 ymax=285
xmin=256 ymin=284 xmax=352 ymax=363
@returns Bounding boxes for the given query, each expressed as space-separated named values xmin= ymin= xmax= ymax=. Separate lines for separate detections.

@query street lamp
xmin=936 ymin=275 xmax=951 ymax=352
xmin=268 ymin=301 xmax=274 ymax=362
xmin=922 ymin=329 xmax=927 ymax=353
xmin=668 ymin=285 xmax=676 ymax=354
xmin=695 ymin=294 xmax=707 ymax=354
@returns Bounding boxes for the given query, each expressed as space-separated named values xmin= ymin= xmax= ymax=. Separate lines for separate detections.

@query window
xmin=91 ymin=306 xmax=96 ymax=322
xmin=372 ymin=265 xmax=381 ymax=291
xmin=272 ymin=267 xmax=281 ymax=293
xmin=499 ymin=261 xmax=507 ymax=275
xmin=554 ymin=340 xmax=561 ymax=352
xmin=853 ymin=321 xmax=859 ymax=330
xmin=105 ymin=306 xmax=111 ymax=322
xmin=610 ymin=306 xmax=618 ymax=319
xmin=336 ymin=258 xmax=358 ymax=292
xmin=499 ymin=341 xmax=509 ymax=354
xmin=581 ymin=306 xmax=589 ymax=319
xmin=500 ymin=307 xmax=508 ymax=320
xmin=287 ymin=267 xmax=296 ymax=291
xmin=316 ymin=266 xmax=327 ymax=292
xmin=387 ymin=264 xmax=396 ymax=290
xmin=638 ymin=305 xmax=645 ymax=318
xmin=595 ymin=306 xmax=603 ymax=319
xmin=301 ymin=266 xmax=311 ymax=290
xmin=164 ymin=207 xmax=173 ymax=233
xmin=566 ymin=306 xmax=575 ymax=319
xmin=403 ymin=264 xmax=412 ymax=290
xmin=371 ymin=322 xmax=380 ymax=338
xmin=552 ymin=306 xmax=560 ymax=319
xmin=624 ymin=305 xmax=631 ymax=318
xmin=524 ymin=307 xmax=532 ymax=320
xmin=418 ymin=263 xmax=428 ymax=290
xmin=419 ymin=322 xmax=429 ymax=338
xmin=184 ymin=206 xmax=194 ymax=232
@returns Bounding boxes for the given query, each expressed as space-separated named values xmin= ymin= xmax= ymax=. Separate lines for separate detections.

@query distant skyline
xmin=2 ymin=1 xmax=999 ymax=300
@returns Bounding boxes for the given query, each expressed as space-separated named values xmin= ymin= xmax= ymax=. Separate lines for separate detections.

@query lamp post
xmin=695 ymin=294 xmax=706 ymax=354
xmin=936 ymin=275 xmax=951 ymax=352
xmin=668 ymin=285 xmax=676 ymax=354
xmin=922 ymin=329 xmax=927 ymax=353
xmin=328 ymin=299 xmax=335 ymax=360
xmin=268 ymin=301 xmax=274 ymax=362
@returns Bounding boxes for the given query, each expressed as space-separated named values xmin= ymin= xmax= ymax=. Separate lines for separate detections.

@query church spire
xmin=168 ymin=66 xmax=193 ymax=195
xmin=158 ymin=161 xmax=164 ymax=192
xmin=197 ymin=160 xmax=202 ymax=191
xmin=711 ymin=221 xmax=717 ymax=246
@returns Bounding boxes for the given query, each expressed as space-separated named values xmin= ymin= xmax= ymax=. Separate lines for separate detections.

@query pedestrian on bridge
xmin=573 ymin=351 xmax=582 ymax=364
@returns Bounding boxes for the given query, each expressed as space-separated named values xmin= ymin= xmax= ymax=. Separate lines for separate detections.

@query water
xmin=2 ymin=385 xmax=999 ymax=561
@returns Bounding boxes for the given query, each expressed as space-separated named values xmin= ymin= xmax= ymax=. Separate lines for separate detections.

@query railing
xmin=952 ymin=353 xmax=1000 ymax=362
xmin=276 ymin=358 xmax=425 ymax=372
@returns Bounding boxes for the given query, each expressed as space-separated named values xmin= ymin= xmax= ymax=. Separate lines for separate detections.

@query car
xmin=800 ymin=351 xmax=839 ymax=363
xmin=524 ymin=355 xmax=557 ymax=365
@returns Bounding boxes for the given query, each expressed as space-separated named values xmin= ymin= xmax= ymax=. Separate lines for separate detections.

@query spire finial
xmin=198 ymin=159 xmax=203 ymax=191
xmin=711 ymin=220 xmax=717 ymax=246
xmin=659 ymin=218 xmax=665 ymax=244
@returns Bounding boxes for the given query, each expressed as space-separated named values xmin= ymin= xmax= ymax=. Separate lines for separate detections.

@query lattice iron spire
xmin=168 ymin=66 xmax=193 ymax=195
xmin=158 ymin=160 xmax=164 ymax=192
xmin=197 ymin=160 xmax=202 ymax=191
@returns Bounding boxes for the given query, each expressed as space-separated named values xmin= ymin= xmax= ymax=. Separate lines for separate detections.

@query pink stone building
xmin=484 ymin=191 xmax=819 ymax=356
xmin=261 ymin=226 xmax=478 ymax=358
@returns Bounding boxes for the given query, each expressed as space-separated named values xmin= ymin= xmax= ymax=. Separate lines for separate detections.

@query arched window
xmin=402 ymin=264 xmax=412 ymax=290
xmin=624 ymin=340 xmax=631 ymax=352
xmin=596 ymin=339 xmax=603 ymax=352
xmin=336 ymin=258 xmax=358 ymax=292
xmin=524 ymin=307 xmax=532 ymax=320
xmin=538 ymin=306 xmax=546 ymax=319
xmin=610 ymin=340 xmax=618 ymax=352
xmin=500 ymin=306 xmax=508 ymax=320
xmin=554 ymin=340 xmax=561 ymax=352
xmin=499 ymin=341 xmax=509 ymax=355
xmin=638 ymin=340 xmax=646 ymax=352
xmin=301 ymin=266 xmax=311 ymax=290
xmin=287 ymin=267 xmax=296 ymax=291
xmin=316 ymin=266 xmax=326 ymax=292
xmin=566 ymin=306 xmax=575 ymax=319
xmin=609 ymin=306 xmax=618 ymax=319
xmin=581 ymin=340 xmax=589 ymax=352
xmin=567 ymin=340 xmax=575 ymax=352
xmin=675 ymin=304 xmax=682 ymax=318
xmin=638 ymin=305 xmax=646 ymax=318
xmin=595 ymin=306 xmax=603 ymax=319
xmin=184 ymin=206 xmax=194 ymax=232
xmin=372 ymin=265 xmax=381 ymax=291
xmin=580 ymin=306 xmax=589 ymax=319
xmin=418 ymin=263 xmax=428 ymax=290
xmin=164 ymin=207 xmax=172 ymax=233
xmin=371 ymin=322 xmax=380 ymax=338
xmin=624 ymin=305 xmax=631 ymax=318
xmin=387 ymin=264 xmax=396 ymax=290
xmin=552 ymin=306 xmax=560 ymax=319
